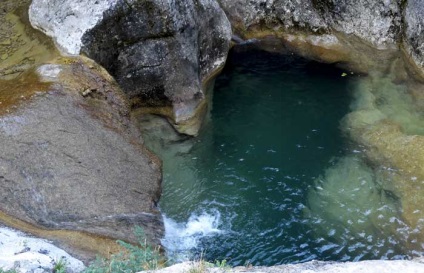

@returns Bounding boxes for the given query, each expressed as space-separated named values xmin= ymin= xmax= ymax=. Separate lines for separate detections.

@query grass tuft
xmin=83 ymin=226 xmax=162 ymax=273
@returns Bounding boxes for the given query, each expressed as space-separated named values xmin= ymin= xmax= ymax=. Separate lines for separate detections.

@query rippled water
xmin=141 ymin=49 xmax=421 ymax=266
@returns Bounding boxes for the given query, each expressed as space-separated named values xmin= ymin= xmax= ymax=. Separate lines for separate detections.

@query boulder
xmin=0 ymin=56 xmax=163 ymax=260
xmin=29 ymin=0 xmax=232 ymax=136
xmin=28 ymin=0 xmax=120 ymax=55
xmin=403 ymin=0 xmax=424 ymax=79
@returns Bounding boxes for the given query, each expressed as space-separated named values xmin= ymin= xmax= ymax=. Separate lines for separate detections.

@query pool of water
xmin=142 ymin=49 xmax=419 ymax=266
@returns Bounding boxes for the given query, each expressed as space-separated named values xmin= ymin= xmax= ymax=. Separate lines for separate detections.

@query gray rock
xmin=0 ymin=58 xmax=163 ymax=259
xmin=218 ymin=0 xmax=327 ymax=33
xmin=29 ymin=0 xmax=120 ymax=55
xmin=404 ymin=0 xmax=424 ymax=73
xmin=81 ymin=0 xmax=231 ymax=135
xmin=318 ymin=0 xmax=402 ymax=49
xmin=30 ymin=0 xmax=232 ymax=136
xmin=218 ymin=0 xmax=402 ymax=49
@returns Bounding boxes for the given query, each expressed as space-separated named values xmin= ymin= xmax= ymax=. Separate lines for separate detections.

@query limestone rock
xmin=403 ymin=0 xmax=424 ymax=77
xmin=29 ymin=0 xmax=120 ymax=55
xmin=217 ymin=0 xmax=327 ymax=33
xmin=146 ymin=259 xmax=424 ymax=273
xmin=81 ymin=0 xmax=231 ymax=136
xmin=218 ymin=0 xmax=401 ymax=49
xmin=0 ymin=226 xmax=85 ymax=273
xmin=0 ymin=57 xmax=163 ymax=260
xmin=30 ymin=0 xmax=232 ymax=136
xmin=318 ymin=0 xmax=402 ymax=49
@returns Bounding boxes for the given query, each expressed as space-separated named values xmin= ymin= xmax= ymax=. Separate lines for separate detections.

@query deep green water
xmin=144 ymin=49 xmax=415 ymax=266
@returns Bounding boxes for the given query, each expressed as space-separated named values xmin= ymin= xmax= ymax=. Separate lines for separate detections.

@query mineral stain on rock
xmin=0 ymin=0 xmax=58 ymax=114
xmin=0 ymin=69 xmax=51 ymax=115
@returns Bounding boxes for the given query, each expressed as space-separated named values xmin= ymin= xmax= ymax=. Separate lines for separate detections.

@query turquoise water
xmin=144 ymin=49 xmax=414 ymax=266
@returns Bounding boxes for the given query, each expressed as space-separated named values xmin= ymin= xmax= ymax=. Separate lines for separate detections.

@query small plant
xmin=187 ymin=260 xmax=210 ymax=273
xmin=83 ymin=226 xmax=162 ymax=273
xmin=214 ymin=259 xmax=230 ymax=270
xmin=53 ymin=257 xmax=67 ymax=273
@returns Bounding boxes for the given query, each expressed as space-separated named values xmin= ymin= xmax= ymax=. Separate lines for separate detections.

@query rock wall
xmin=218 ymin=0 xmax=402 ymax=49
xmin=218 ymin=0 xmax=423 ymax=73
xmin=30 ymin=0 xmax=232 ymax=136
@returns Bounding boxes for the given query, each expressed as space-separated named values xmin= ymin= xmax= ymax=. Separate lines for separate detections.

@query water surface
xmin=143 ymin=49 xmax=419 ymax=266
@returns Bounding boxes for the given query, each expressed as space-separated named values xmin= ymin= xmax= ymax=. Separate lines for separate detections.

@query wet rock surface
xmin=0 ymin=0 xmax=57 ymax=81
xmin=0 ymin=56 xmax=163 ymax=260
xmin=342 ymin=71 xmax=424 ymax=246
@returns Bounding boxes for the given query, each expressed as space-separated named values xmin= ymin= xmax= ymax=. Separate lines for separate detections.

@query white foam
xmin=161 ymin=210 xmax=222 ymax=262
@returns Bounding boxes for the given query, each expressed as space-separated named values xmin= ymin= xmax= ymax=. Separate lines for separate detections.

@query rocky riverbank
xmin=0 ymin=226 xmax=85 ymax=273
xmin=1 ymin=0 xmax=424 ymax=271
xmin=148 ymin=259 xmax=424 ymax=273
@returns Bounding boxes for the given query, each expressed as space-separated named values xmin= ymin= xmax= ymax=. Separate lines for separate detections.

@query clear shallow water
xmin=143 ymin=50 xmax=419 ymax=266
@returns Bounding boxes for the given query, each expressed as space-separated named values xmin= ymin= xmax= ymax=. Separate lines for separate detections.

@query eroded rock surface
xmin=218 ymin=0 xmax=424 ymax=77
xmin=218 ymin=0 xmax=402 ymax=48
xmin=0 ymin=56 xmax=163 ymax=260
xmin=30 ymin=0 xmax=232 ymax=136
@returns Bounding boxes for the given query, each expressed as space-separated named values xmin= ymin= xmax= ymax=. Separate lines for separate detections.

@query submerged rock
xmin=342 ymin=72 xmax=424 ymax=249
xmin=29 ymin=0 xmax=232 ymax=136
xmin=0 ymin=56 xmax=163 ymax=260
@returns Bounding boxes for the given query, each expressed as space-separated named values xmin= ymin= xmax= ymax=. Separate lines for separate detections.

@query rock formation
xmin=0 ymin=56 xmax=163 ymax=260
xmin=28 ymin=0 xmax=424 ymax=135
xmin=403 ymin=0 xmax=424 ymax=78
xmin=30 ymin=0 xmax=232 ymax=136
xmin=218 ymin=0 xmax=422 ymax=74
